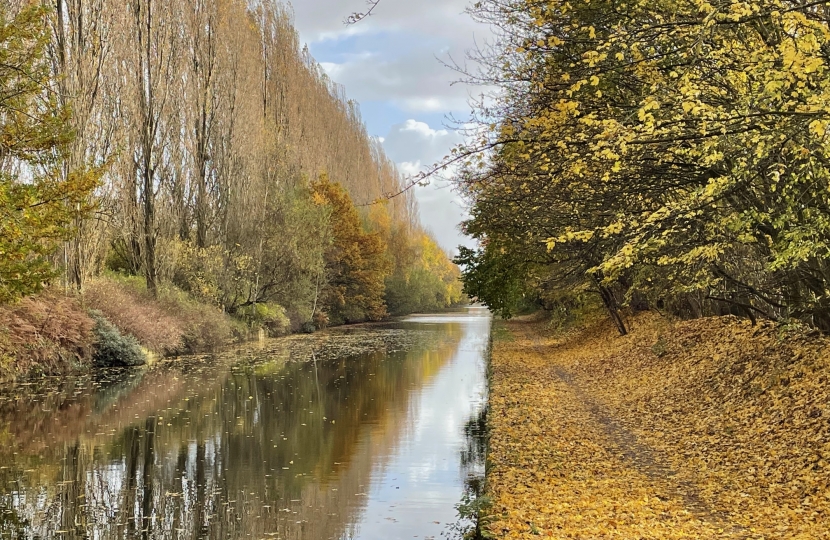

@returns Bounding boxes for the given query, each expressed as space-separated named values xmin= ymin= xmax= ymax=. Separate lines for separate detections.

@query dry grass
xmin=0 ymin=291 xmax=95 ymax=379
xmin=0 ymin=275 xmax=241 ymax=379
xmin=84 ymin=277 xmax=183 ymax=354
xmin=83 ymin=274 xmax=237 ymax=356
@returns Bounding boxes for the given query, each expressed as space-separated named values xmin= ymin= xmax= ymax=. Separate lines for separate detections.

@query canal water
xmin=0 ymin=307 xmax=491 ymax=540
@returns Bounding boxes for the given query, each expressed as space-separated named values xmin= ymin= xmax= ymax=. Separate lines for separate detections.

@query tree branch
xmin=345 ymin=0 xmax=381 ymax=25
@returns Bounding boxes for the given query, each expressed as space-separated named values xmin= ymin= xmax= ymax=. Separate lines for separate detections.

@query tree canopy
xmin=453 ymin=0 xmax=830 ymax=332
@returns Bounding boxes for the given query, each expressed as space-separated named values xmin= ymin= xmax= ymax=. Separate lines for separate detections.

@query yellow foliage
xmin=455 ymin=0 xmax=830 ymax=329
xmin=487 ymin=314 xmax=830 ymax=538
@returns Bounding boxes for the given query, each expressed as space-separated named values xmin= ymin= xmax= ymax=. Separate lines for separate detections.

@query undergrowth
xmin=84 ymin=273 xmax=244 ymax=356
xmin=0 ymin=291 xmax=95 ymax=379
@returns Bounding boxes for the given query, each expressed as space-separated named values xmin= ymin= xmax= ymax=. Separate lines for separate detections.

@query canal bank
xmin=0 ymin=308 xmax=491 ymax=539
xmin=485 ymin=314 xmax=830 ymax=539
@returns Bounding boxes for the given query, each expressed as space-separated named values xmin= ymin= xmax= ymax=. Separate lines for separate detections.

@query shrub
xmin=312 ymin=310 xmax=329 ymax=331
xmin=84 ymin=276 xmax=184 ymax=355
xmin=170 ymin=241 xmax=227 ymax=306
xmin=89 ymin=310 xmax=146 ymax=367
xmin=237 ymin=302 xmax=290 ymax=337
xmin=154 ymin=283 xmax=241 ymax=350
xmin=286 ymin=304 xmax=316 ymax=333
xmin=84 ymin=274 xmax=237 ymax=355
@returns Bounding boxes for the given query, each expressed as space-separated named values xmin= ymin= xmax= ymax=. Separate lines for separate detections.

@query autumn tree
xmin=450 ymin=0 xmax=830 ymax=332
xmin=0 ymin=3 xmax=98 ymax=303
xmin=128 ymin=0 xmax=181 ymax=297
xmin=313 ymin=174 xmax=391 ymax=325
xmin=48 ymin=0 xmax=116 ymax=292
xmin=386 ymin=228 xmax=464 ymax=315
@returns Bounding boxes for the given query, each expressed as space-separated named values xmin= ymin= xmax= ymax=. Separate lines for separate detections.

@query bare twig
xmin=354 ymin=175 xmax=426 ymax=207
xmin=345 ymin=0 xmax=381 ymax=24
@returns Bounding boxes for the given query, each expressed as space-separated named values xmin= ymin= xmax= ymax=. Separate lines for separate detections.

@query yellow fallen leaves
xmin=486 ymin=314 xmax=830 ymax=539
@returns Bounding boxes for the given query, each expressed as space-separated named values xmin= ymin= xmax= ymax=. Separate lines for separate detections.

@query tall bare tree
xmin=25 ymin=0 xmax=461 ymax=326
xmin=126 ymin=0 xmax=180 ymax=296
xmin=49 ymin=0 xmax=115 ymax=291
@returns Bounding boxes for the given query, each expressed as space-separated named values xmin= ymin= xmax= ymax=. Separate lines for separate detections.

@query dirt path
xmin=486 ymin=322 xmax=757 ymax=539
xmin=547 ymin=358 xmax=745 ymax=536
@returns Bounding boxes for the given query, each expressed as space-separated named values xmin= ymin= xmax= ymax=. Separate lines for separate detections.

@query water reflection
xmin=0 ymin=307 xmax=491 ymax=540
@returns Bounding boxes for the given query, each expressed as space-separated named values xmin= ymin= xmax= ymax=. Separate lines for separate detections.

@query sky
xmin=290 ymin=0 xmax=492 ymax=255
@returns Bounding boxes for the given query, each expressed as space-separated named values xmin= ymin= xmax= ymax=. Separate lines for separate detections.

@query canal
xmin=0 ymin=307 xmax=491 ymax=540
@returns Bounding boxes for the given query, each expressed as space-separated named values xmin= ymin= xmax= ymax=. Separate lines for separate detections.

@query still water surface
xmin=0 ymin=307 xmax=491 ymax=540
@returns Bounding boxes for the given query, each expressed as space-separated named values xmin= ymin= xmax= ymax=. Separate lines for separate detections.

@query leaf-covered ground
xmin=487 ymin=313 xmax=830 ymax=539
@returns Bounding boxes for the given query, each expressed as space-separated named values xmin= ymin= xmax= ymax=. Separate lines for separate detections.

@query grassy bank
xmin=83 ymin=274 xmax=245 ymax=356
xmin=1 ymin=270 xmax=450 ymax=381
xmin=0 ymin=292 xmax=95 ymax=380
xmin=0 ymin=275 xmax=248 ymax=381
xmin=486 ymin=313 xmax=830 ymax=539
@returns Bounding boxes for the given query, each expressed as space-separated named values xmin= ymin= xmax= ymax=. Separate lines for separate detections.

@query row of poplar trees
xmin=454 ymin=0 xmax=830 ymax=333
xmin=0 ymin=0 xmax=463 ymax=327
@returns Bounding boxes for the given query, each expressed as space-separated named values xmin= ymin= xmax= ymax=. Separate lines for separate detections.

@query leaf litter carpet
xmin=486 ymin=314 xmax=830 ymax=539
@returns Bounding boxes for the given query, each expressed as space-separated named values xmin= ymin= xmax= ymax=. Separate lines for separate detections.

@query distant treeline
xmin=453 ymin=0 xmax=830 ymax=333
xmin=0 ymin=0 xmax=463 ymax=331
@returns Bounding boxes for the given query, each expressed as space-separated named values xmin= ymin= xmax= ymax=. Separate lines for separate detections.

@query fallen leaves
xmin=486 ymin=313 xmax=830 ymax=539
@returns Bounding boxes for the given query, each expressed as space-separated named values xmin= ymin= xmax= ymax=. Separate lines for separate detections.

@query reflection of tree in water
xmin=449 ymin=406 xmax=491 ymax=540
xmin=0 ymin=325 xmax=464 ymax=540
xmin=452 ymin=357 xmax=490 ymax=539
xmin=0 ymin=504 xmax=28 ymax=538
xmin=460 ymin=407 xmax=488 ymax=476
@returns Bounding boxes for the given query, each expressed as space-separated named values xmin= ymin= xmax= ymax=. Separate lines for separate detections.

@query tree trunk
xmin=143 ymin=162 xmax=157 ymax=297
xmin=136 ymin=0 xmax=157 ymax=297
xmin=594 ymin=277 xmax=627 ymax=336
xmin=141 ymin=416 xmax=156 ymax=540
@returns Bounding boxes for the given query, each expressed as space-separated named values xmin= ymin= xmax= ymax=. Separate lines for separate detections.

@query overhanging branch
xmin=345 ymin=0 xmax=381 ymax=24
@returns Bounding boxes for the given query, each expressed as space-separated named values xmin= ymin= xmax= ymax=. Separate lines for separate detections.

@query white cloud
xmin=414 ymin=182 xmax=471 ymax=256
xmin=291 ymin=0 xmax=481 ymax=44
xmin=316 ymin=46 xmax=473 ymax=114
xmin=317 ymin=61 xmax=340 ymax=75
xmin=402 ymin=97 xmax=451 ymax=112
xmin=397 ymin=161 xmax=421 ymax=177
xmin=383 ymin=119 xmax=460 ymax=164
xmin=381 ymin=120 xmax=473 ymax=254
xmin=292 ymin=0 xmax=494 ymax=114
xmin=289 ymin=0 xmax=492 ymax=254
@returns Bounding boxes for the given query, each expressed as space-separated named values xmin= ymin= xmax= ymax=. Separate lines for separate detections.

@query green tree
xmin=385 ymin=229 xmax=464 ymax=315
xmin=454 ymin=245 xmax=534 ymax=319
xmin=0 ymin=4 xmax=98 ymax=303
